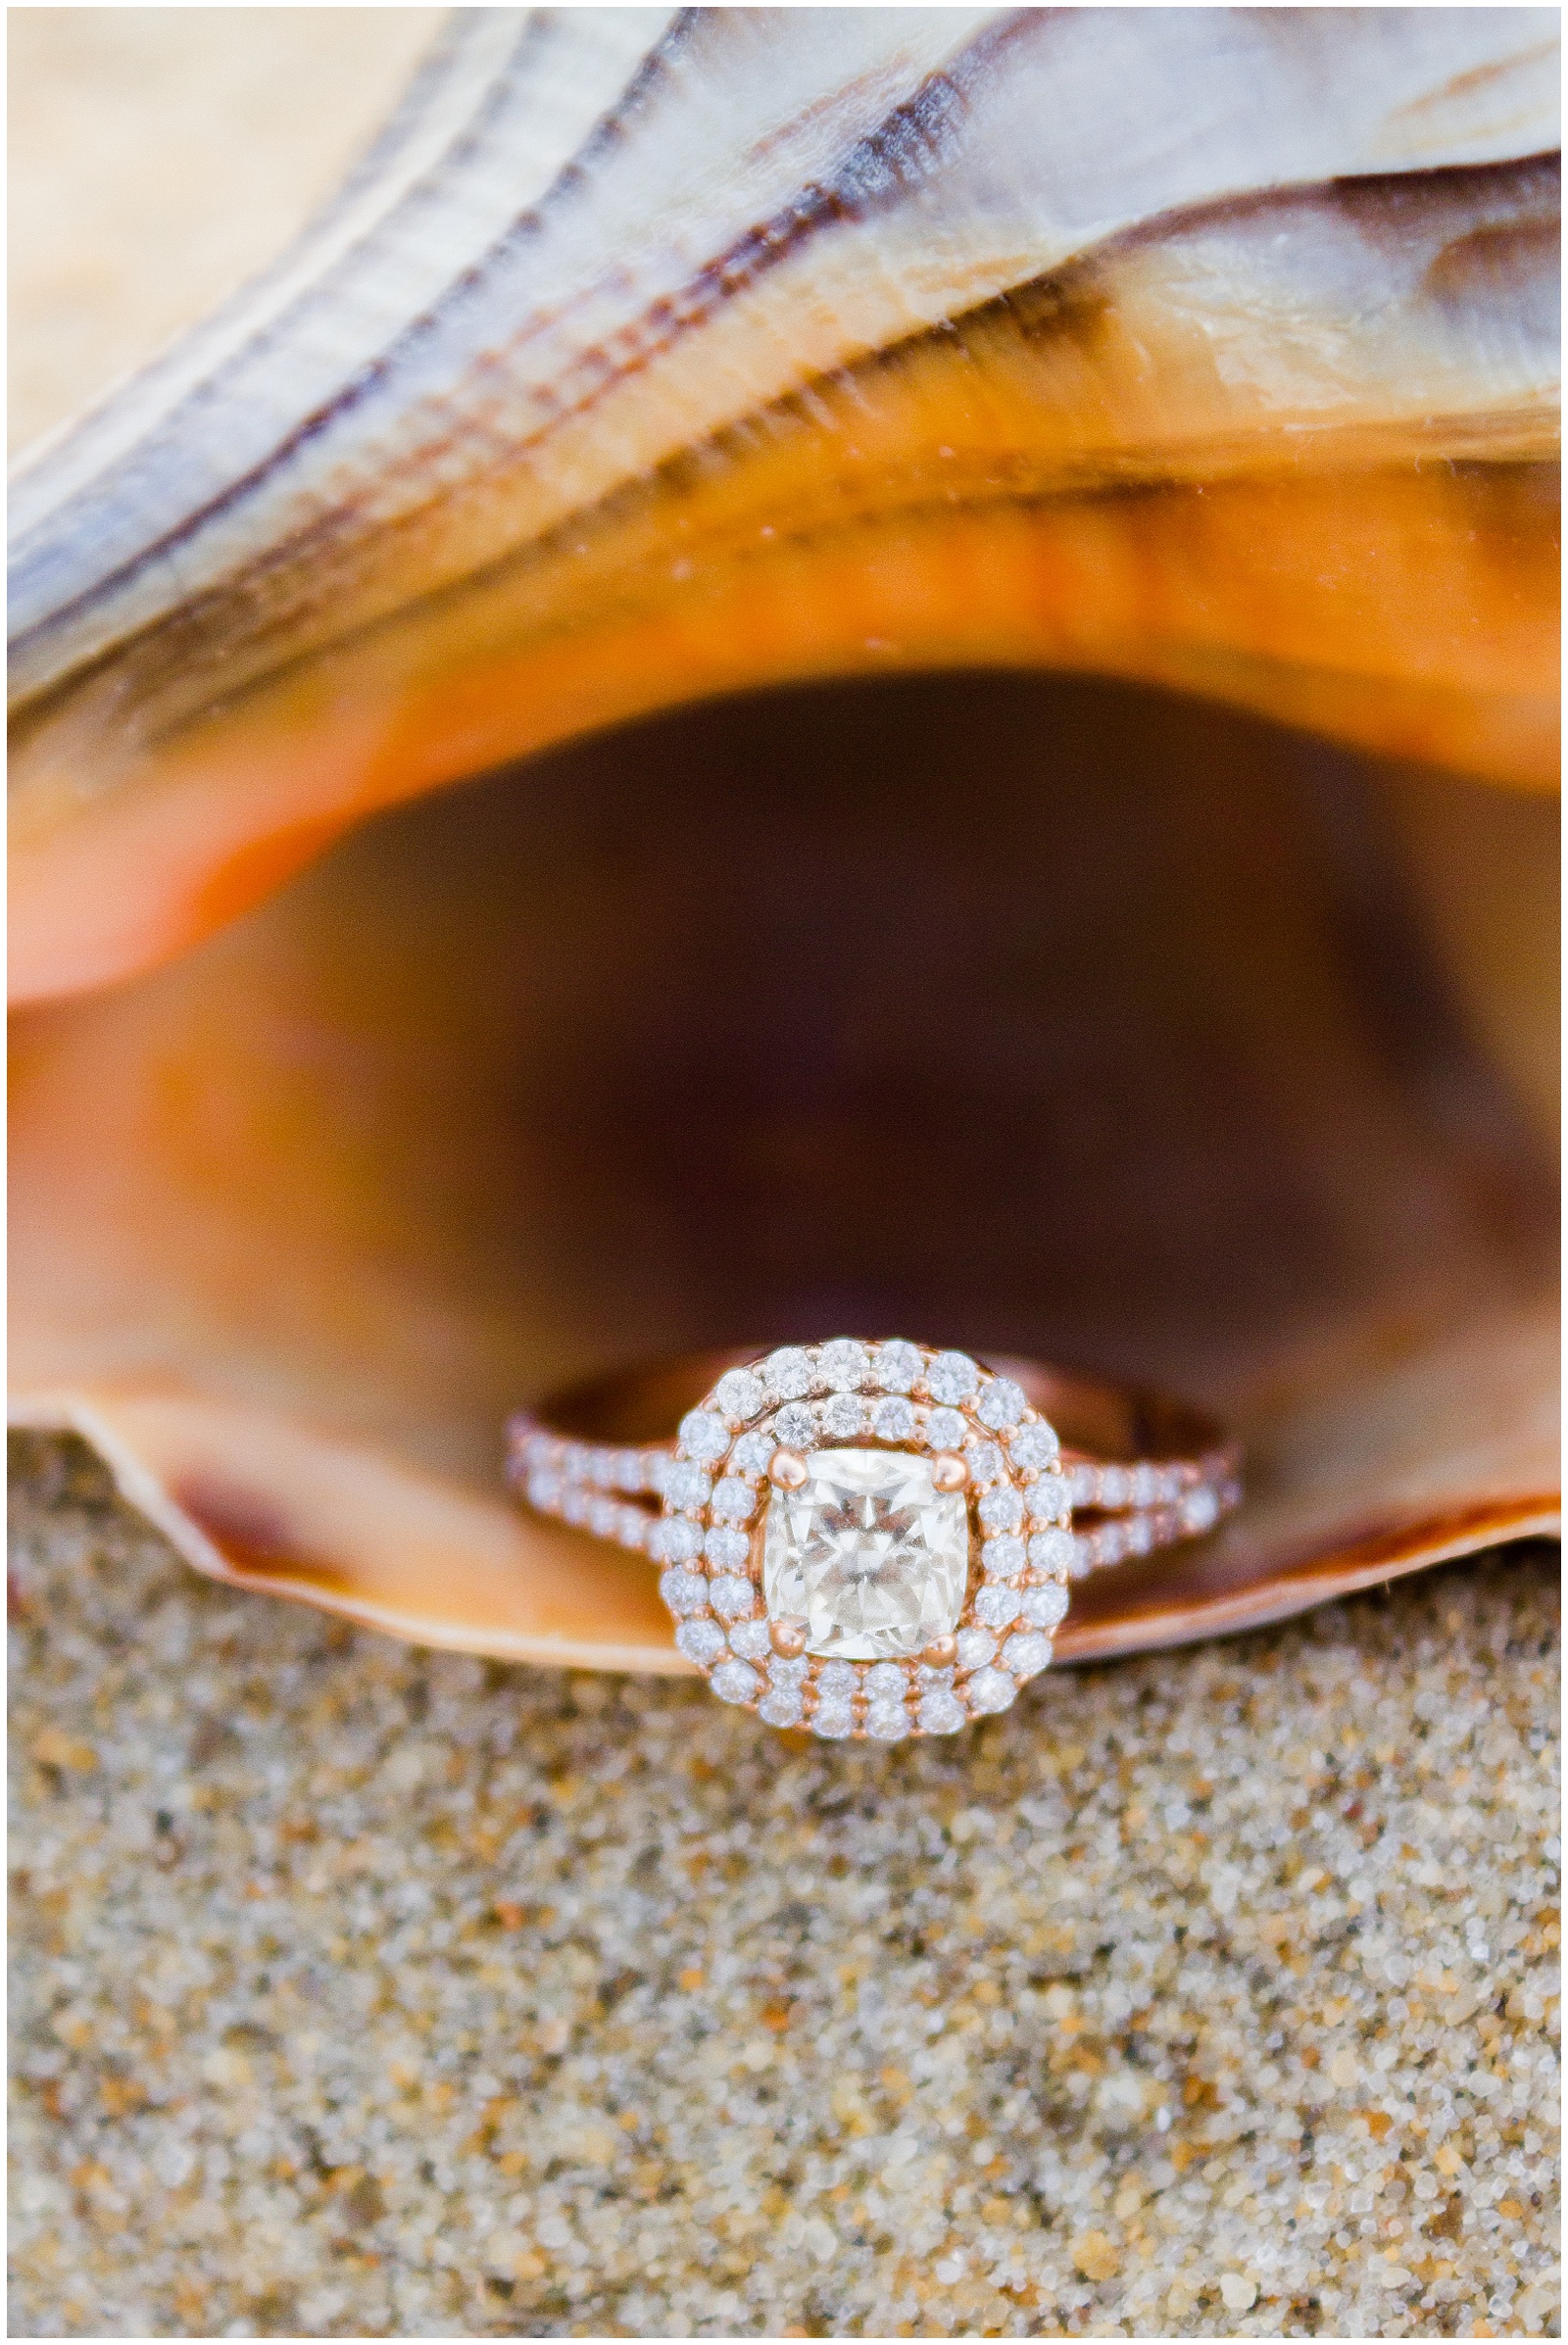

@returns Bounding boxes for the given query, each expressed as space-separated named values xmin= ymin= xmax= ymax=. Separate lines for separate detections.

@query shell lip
xmin=10 ymin=1384 xmax=1558 ymax=1676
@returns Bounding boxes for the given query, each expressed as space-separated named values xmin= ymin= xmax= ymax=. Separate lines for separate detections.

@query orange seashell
xmin=9 ymin=9 xmax=1559 ymax=1672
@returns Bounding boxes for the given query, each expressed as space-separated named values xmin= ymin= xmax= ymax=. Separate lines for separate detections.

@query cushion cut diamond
xmin=762 ymin=1447 xmax=968 ymax=1660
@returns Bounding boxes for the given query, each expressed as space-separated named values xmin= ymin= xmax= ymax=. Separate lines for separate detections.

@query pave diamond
xmin=981 ymin=1535 xmax=1025 ymax=1580
xmin=918 ymin=1687 xmax=966 ymax=1734
xmin=964 ymin=1441 xmax=1004 ymax=1487
xmin=1028 ymin=1472 xmax=1070 ymax=1523
xmin=1002 ymin=1631 xmax=1054 ymax=1682
xmin=974 ymin=1583 xmax=1023 ymax=1629
xmin=873 ymin=1341 xmax=922 ymax=1392
xmin=675 ymin=1619 xmax=727 ymax=1666
xmin=660 ymin=1568 xmax=709 ymax=1616
xmin=873 ymin=1396 xmax=915 ymax=1441
xmin=762 ymin=1448 xmax=968 ymax=1661
xmin=710 ymin=1659 xmax=760 ymax=1704
xmin=1028 ymin=1529 xmax=1074 ymax=1576
xmin=714 ymin=1368 xmax=766 ymax=1420
xmin=664 ymin=1462 xmax=712 ymax=1510
xmin=1181 ymin=1487 xmax=1220 ymax=1535
xmin=966 ymin=1665 xmax=1017 ymax=1715
xmin=658 ymin=1517 xmax=703 ymax=1563
xmin=815 ymin=1660 xmax=858 ymax=1699
xmin=1009 ymin=1420 xmax=1059 ymax=1472
xmin=977 ymin=1378 xmax=1027 ymax=1430
xmin=773 ymin=1402 xmax=815 ymax=1449
xmin=811 ymin=1700 xmax=856 ymax=1738
xmin=763 ymin=1347 xmax=814 ymax=1400
xmin=731 ymin=1430 xmax=776 ymax=1479
xmin=819 ymin=1339 xmax=870 ymax=1391
xmin=927 ymin=1350 xmax=979 ymax=1404
xmin=709 ymin=1575 xmax=757 ymax=1619
xmin=679 ymin=1409 xmax=730 ymax=1462
xmin=978 ymin=1486 xmax=1024 ymax=1534
xmin=1021 ymin=1583 xmax=1071 ymax=1630
xmin=925 ymin=1407 xmax=967 ymax=1451
xmin=705 ymin=1526 xmax=750 ymax=1570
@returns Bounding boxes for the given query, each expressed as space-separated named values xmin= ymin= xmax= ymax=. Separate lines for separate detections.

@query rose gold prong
xmin=931 ymin=1451 xmax=967 ymax=1490
xmin=769 ymin=1616 xmax=808 ymax=1659
xmin=768 ymin=1448 xmax=808 ymax=1489
xmin=921 ymin=1633 xmax=957 ymax=1668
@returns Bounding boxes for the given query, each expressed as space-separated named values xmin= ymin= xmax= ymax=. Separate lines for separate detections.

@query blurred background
xmin=10 ymin=6 xmax=440 ymax=450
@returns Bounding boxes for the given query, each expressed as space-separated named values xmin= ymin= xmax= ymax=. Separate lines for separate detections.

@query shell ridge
xmin=23 ymin=158 xmax=1558 ymax=757
xmin=7 ymin=9 xmax=682 ymax=685
xmin=7 ymin=11 xmax=532 ymax=535
xmin=10 ymin=8 xmax=1000 ymax=706
xmin=12 ymin=3 xmax=956 ymax=699
xmin=11 ymin=8 xmax=1556 ymax=709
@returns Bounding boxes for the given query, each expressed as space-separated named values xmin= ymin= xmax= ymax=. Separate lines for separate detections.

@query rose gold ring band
xmin=507 ymin=1347 xmax=1242 ymax=1579
xmin=505 ymin=1340 xmax=1243 ymax=1737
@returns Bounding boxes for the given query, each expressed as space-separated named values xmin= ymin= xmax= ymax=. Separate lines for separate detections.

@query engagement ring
xmin=509 ymin=1342 xmax=1240 ymax=1739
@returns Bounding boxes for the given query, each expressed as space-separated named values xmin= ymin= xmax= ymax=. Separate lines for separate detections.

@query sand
xmin=9 ymin=1433 xmax=1559 ymax=2338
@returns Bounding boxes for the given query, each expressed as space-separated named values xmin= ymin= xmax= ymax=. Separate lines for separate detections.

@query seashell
xmin=9 ymin=10 xmax=1559 ymax=1674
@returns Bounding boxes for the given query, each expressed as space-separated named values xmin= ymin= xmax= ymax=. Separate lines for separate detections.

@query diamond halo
xmin=656 ymin=1342 xmax=1073 ymax=1738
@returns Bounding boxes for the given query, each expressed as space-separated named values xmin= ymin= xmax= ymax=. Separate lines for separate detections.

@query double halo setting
xmin=512 ymin=1338 xmax=1239 ymax=1740
xmin=652 ymin=1340 xmax=1071 ymax=1739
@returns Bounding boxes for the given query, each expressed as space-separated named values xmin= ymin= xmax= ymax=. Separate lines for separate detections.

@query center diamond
xmin=762 ymin=1447 xmax=969 ymax=1660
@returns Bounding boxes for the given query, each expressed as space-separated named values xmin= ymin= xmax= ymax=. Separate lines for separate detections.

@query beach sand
xmin=9 ymin=1433 xmax=1559 ymax=2337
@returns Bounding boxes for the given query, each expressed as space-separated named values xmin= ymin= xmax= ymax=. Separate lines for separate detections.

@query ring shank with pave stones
xmin=509 ymin=1343 xmax=1241 ymax=1740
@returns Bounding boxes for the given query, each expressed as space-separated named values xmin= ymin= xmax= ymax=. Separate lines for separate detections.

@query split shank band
xmin=508 ymin=1342 xmax=1241 ymax=1739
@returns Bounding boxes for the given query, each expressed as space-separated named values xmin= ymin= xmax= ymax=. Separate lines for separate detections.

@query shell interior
xmin=8 ymin=10 xmax=1559 ymax=1665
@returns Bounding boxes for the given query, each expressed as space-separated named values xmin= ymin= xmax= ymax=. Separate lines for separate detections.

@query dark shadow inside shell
xmin=280 ymin=671 xmax=1553 ymax=1431
xmin=15 ymin=670 xmax=1553 ymax=1510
